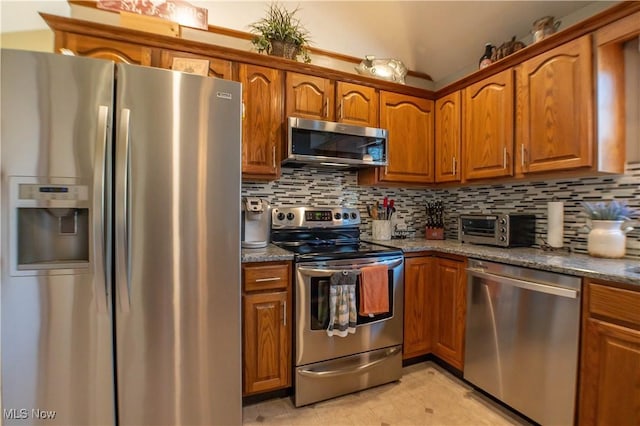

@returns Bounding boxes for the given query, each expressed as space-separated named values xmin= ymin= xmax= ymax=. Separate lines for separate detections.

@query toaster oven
xmin=459 ymin=214 xmax=536 ymax=247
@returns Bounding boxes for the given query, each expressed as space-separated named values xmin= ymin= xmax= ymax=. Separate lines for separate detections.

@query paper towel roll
xmin=547 ymin=201 xmax=564 ymax=248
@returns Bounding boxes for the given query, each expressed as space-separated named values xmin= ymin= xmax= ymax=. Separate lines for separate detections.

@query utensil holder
xmin=425 ymin=227 xmax=444 ymax=240
xmin=372 ymin=220 xmax=392 ymax=240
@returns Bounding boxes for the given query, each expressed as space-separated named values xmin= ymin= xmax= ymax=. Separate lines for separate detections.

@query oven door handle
xmin=297 ymin=346 xmax=401 ymax=378
xmin=297 ymin=258 xmax=403 ymax=277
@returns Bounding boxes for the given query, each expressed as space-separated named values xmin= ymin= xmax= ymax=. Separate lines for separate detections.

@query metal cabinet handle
xmin=452 ymin=156 xmax=457 ymax=176
xmin=521 ymin=143 xmax=526 ymax=167
xmin=324 ymin=98 xmax=329 ymax=118
xmin=503 ymin=146 xmax=508 ymax=169
xmin=93 ymin=105 xmax=110 ymax=313
xmin=255 ymin=277 xmax=281 ymax=282
xmin=339 ymin=99 xmax=343 ymax=120
xmin=281 ymin=300 xmax=287 ymax=327
xmin=272 ymin=145 xmax=276 ymax=169
xmin=116 ymin=108 xmax=131 ymax=312
xmin=242 ymin=101 xmax=245 ymax=120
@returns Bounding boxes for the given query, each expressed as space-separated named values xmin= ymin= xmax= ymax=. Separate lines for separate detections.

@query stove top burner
xmin=270 ymin=206 xmax=402 ymax=261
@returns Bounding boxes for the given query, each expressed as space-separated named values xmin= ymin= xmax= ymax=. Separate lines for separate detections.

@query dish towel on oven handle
xmin=359 ymin=264 xmax=389 ymax=316
xmin=327 ymin=271 xmax=358 ymax=337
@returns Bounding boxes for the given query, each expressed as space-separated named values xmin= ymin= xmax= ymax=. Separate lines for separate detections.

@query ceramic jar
xmin=587 ymin=220 xmax=634 ymax=258
xmin=372 ymin=220 xmax=392 ymax=240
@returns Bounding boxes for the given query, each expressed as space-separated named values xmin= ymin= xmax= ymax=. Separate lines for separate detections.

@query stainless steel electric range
xmin=271 ymin=206 xmax=404 ymax=407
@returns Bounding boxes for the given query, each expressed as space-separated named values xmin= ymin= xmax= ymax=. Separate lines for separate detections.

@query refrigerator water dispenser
xmin=11 ymin=181 xmax=91 ymax=272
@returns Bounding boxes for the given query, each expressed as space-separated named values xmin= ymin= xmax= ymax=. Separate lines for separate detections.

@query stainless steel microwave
xmin=283 ymin=117 xmax=388 ymax=168
xmin=459 ymin=214 xmax=536 ymax=247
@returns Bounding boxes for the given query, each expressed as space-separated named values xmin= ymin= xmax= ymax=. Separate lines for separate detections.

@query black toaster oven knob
xmin=499 ymin=236 xmax=506 ymax=242
xmin=501 ymin=227 xmax=506 ymax=233
xmin=500 ymin=218 xmax=507 ymax=225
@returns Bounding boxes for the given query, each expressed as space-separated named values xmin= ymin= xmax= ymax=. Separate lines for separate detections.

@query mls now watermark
xmin=3 ymin=408 xmax=57 ymax=420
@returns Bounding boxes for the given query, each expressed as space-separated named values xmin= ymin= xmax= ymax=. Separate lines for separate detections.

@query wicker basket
xmin=270 ymin=40 xmax=298 ymax=60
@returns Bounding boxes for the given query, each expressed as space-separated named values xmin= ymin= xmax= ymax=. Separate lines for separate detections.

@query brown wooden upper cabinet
xmin=158 ymin=50 xmax=233 ymax=80
xmin=55 ymin=32 xmax=153 ymax=65
xmin=285 ymin=72 xmax=335 ymax=121
xmin=515 ymin=35 xmax=593 ymax=175
xmin=239 ymin=64 xmax=283 ymax=181
xmin=335 ymin=82 xmax=379 ymax=127
xmin=463 ymin=68 xmax=514 ymax=181
xmin=358 ymin=92 xmax=434 ymax=185
xmin=435 ymin=91 xmax=462 ymax=183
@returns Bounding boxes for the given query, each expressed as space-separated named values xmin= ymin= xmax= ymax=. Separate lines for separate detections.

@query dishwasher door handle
xmin=467 ymin=268 xmax=579 ymax=299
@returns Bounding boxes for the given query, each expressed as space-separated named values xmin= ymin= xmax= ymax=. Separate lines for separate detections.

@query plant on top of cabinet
xmin=249 ymin=2 xmax=311 ymax=63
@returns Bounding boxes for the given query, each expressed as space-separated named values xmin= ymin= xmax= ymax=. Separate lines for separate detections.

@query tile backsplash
xmin=242 ymin=163 xmax=640 ymax=259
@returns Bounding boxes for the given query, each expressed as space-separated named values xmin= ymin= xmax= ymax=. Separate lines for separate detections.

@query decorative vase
xmin=269 ymin=40 xmax=298 ymax=60
xmin=587 ymin=220 xmax=634 ymax=258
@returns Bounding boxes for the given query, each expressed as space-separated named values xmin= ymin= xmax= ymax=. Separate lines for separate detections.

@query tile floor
xmin=242 ymin=361 xmax=530 ymax=425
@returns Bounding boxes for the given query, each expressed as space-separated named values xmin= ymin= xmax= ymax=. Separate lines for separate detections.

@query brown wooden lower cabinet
xmin=578 ymin=279 xmax=640 ymax=425
xmin=242 ymin=261 xmax=291 ymax=396
xmin=403 ymin=254 xmax=467 ymax=370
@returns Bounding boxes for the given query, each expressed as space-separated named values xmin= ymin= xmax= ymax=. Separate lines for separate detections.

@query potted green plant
xmin=582 ymin=200 xmax=636 ymax=258
xmin=249 ymin=2 xmax=311 ymax=63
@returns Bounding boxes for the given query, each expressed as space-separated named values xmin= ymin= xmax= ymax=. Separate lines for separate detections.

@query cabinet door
xmin=463 ymin=69 xmax=514 ymax=180
xmin=56 ymin=33 xmax=153 ymax=65
xmin=403 ymin=257 xmax=434 ymax=359
xmin=432 ymin=257 xmax=466 ymax=370
xmin=516 ymin=35 xmax=593 ymax=174
xmin=336 ymin=82 xmax=378 ymax=126
xmin=435 ymin=91 xmax=462 ymax=182
xmin=579 ymin=319 xmax=640 ymax=425
xmin=239 ymin=64 xmax=283 ymax=180
xmin=243 ymin=291 xmax=290 ymax=395
xmin=285 ymin=72 xmax=335 ymax=120
xmin=158 ymin=50 xmax=233 ymax=79
xmin=378 ymin=92 xmax=435 ymax=184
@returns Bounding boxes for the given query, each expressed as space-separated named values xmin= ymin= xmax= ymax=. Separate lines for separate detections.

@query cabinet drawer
xmin=588 ymin=281 xmax=640 ymax=327
xmin=243 ymin=262 xmax=290 ymax=292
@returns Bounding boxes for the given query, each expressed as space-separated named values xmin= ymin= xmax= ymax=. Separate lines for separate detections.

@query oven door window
xmin=461 ymin=218 xmax=496 ymax=237
xmin=309 ymin=270 xmax=394 ymax=331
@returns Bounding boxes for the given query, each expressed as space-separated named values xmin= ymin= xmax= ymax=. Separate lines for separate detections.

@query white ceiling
xmin=1 ymin=1 xmax=617 ymax=86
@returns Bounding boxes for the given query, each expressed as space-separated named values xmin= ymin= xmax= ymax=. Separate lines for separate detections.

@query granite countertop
xmin=241 ymin=244 xmax=294 ymax=263
xmin=369 ymin=238 xmax=640 ymax=287
xmin=241 ymin=239 xmax=640 ymax=287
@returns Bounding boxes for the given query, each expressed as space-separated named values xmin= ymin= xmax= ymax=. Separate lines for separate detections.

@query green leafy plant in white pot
xmin=582 ymin=200 xmax=636 ymax=258
xmin=249 ymin=2 xmax=311 ymax=63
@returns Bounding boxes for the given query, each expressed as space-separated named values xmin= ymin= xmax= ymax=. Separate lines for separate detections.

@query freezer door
xmin=0 ymin=49 xmax=115 ymax=425
xmin=114 ymin=64 xmax=242 ymax=425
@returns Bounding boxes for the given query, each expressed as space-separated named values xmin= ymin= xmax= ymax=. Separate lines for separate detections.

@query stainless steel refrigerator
xmin=0 ymin=49 xmax=242 ymax=425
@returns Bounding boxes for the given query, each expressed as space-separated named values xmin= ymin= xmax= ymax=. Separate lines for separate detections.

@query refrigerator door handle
xmin=93 ymin=105 xmax=110 ymax=313
xmin=116 ymin=108 xmax=131 ymax=312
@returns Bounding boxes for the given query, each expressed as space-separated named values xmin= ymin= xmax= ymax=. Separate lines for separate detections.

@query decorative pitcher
xmin=532 ymin=16 xmax=561 ymax=43
xmin=587 ymin=220 xmax=634 ymax=258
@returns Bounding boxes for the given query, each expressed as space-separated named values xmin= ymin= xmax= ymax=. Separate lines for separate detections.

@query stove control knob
xmin=276 ymin=212 xmax=285 ymax=221
xmin=334 ymin=212 xmax=342 ymax=220
xmin=351 ymin=212 xmax=358 ymax=220
xmin=500 ymin=236 xmax=506 ymax=241
xmin=286 ymin=212 xmax=295 ymax=221
xmin=501 ymin=227 xmax=506 ymax=233
xmin=500 ymin=218 xmax=507 ymax=225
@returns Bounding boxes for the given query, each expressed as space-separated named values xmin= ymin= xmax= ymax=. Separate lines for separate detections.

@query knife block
xmin=425 ymin=227 xmax=444 ymax=240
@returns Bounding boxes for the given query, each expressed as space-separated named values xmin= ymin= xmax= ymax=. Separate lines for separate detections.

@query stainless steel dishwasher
xmin=464 ymin=259 xmax=581 ymax=426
